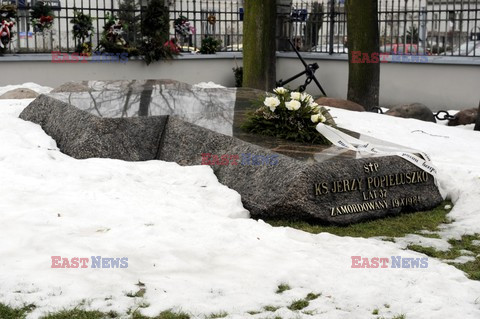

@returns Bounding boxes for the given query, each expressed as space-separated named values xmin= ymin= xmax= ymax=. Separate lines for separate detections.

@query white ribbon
xmin=316 ymin=123 xmax=438 ymax=178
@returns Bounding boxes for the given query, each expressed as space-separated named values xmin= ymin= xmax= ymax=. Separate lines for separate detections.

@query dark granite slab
xmin=45 ymin=79 xmax=416 ymax=163
xmin=19 ymin=80 xmax=444 ymax=225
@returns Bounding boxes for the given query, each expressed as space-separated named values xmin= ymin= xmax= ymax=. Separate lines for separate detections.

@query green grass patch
xmin=415 ymin=232 xmax=441 ymax=239
xmin=287 ymin=299 xmax=309 ymax=311
xmin=275 ymin=283 xmax=291 ymax=294
xmin=456 ymin=258 xmax=480 ymax=281
xmin=126 ymin=289 xmax=146 ymax=298
xmin=408 ymin=233 xmax=480 ymax=280
xmin=372 ymin=308 xmax=379 ymax=315
xmin=131 ymin=309 xmax=190 ymax=319
xmin=0 ymin=303 xmax=34 ymax=319
xmin=40 ymin=309 xmax=107 ymax=319
xmin=379 ymin=315 xmax=406 ymax=319
xmin=30 ymin=307 xmax=190 ymax=319
xmin=263 ymin=305 xmax=280 ymax=312
xmin=265 ymin=201 xmax=452 ymax=238
xmin=305 ymin=293 xmax=321 ymax=301
xmin=208 ymin=311 xmax=228 ymax=318
xmin=406 ymin=245 xmax=460 ymax=259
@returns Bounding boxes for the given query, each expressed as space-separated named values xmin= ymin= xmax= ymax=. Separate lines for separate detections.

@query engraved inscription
xmin=314 ymin=162 xmax=429 ymax=217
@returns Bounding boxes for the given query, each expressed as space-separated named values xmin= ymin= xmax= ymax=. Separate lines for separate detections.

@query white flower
xmin=309 ymin=101 xmax=319 ymax=110
xmin=290 ymin=92 xmax=301 ymax=101
xmin=273 ymin=87 xmax=288 ymax=95
xmin=285 ymin=100 xmax=301 ymax=111
xmin=301 ymin=93 xmax=313 ymax=103
xmin=263 ymin=96 xmax=281 ymax=112
xmin=311 ymin=113 xmax=327 ymax=123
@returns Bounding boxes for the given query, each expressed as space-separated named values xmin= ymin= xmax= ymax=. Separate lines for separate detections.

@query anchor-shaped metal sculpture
xmin=276 ymin=39 xmax=327 ymax=96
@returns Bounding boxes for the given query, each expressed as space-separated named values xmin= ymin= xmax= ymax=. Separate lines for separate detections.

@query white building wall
xmin=1 ymin=53 xmax=478 ymax=111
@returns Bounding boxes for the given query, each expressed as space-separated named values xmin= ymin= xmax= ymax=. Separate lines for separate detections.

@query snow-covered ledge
xmin=0 ymin=52 xmax=244 ymax=88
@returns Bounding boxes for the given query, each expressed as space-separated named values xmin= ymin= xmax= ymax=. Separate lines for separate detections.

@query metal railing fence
xmin=2 ymin=0 xmax=243 ymax=53
xmin=1 ymin=0 xmax=478 ymax=56
xmin=285 ymin=0 xmax=479 ymax=56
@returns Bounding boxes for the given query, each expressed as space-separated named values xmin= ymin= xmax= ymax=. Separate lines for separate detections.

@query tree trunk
xmin=345 ymin=0 xmax=380 ymax=111
xmin=474 ymin=100 xmax=480 ymax=131
xmin=243 ymin=0 xmax=277 ymax=91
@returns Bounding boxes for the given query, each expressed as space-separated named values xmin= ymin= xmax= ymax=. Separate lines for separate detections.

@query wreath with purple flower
xmin=174 ymin=15 xmax=195 ymax=37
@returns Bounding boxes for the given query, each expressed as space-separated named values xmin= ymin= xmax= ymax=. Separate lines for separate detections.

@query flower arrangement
xmin=174 ymin=15 xmax=195 ymax=38
xmin=207 ymin=14 xmax=216 ymax=25
xmin=0 ymin=4 xmax=16 ymax=52
xmin=163 ymin=38 xmax=180 ymax=55
xmin=199 ymin=36 xmax=221 ymax=54
xmin=242 ymin=87 xmax=336 ymax=144
xmin=103 ymin=14 xmax=126 ymax=46
xmin=140 ymin=0 xmax=174 ymax=65
xmin=71 ymin=10 xmax=95 ymax=55
xmin=99 ymin=13 xmax=139 ymax=56
xmin=30 ymin=1 xmax=54 ymax=33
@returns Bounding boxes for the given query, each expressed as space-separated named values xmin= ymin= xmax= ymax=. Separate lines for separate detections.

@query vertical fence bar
xmin=229 ymin=0 xmax=232 ymax=49
xmin=390 ymin=0 xmax=394 ymax=47
xmin=192 ymin=0 xmax=197 ymax=50
xmin=328 ymin=0 xmax=334 ymax=54
xmin=33 ymin=3 xmax=38 ymax=52
xmin=435 ymin=0 xmax=440 ymax=52
xmin=459 ymin=0 xmax=463 ymax=54
xmin=414 ymin=0 xmax=418 ymax=54
xmin=56 ymin=0 xmax=61 ymax=52
xmin=235 ymin=0 xmax=239 ymax=48
xmin=14 ymin=0 xmax=19 ymax=53
xmin=95 ymin=0 xmax=99 ymax=52
xmin=466 ymin=0 xmax=470 ymax=55
xmin=318 ymin=1 xmax=323 ymax=50
xmin=445 ymin=0 xmax=450 ymax=54
xmin=379 ymin=0 xmax=383 ymax=53
xmin=475 ymin=0 xmax=479 ymax=56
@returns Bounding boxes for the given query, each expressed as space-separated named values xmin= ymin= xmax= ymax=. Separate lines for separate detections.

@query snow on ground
xmin=192 ymin=81 xmax=226 ymax=89
xmin=330 ymin=108 xmax=480 ymax=238
xmin=0 ymin=83 xmax=52 ymax=96
xmin=0 ymin=84 xmax=480 ymax=319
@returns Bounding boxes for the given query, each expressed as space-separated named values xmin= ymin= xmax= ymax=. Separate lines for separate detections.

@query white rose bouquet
xmin=242 ymin=87 xmax=335 ymax=144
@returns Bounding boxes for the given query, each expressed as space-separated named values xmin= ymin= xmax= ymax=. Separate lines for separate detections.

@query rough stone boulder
xmin=51 ymin=81 xmax=92 ymax=93
xmin=448 ymin=108 xmax=478 ymax=126
xmin=314 ymin=97 xmax=366 ymax=112
xmin=0 ymin=88 xmax=39 ymax=99
xmin=385 ymin=103 xmax=436 ymax=123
